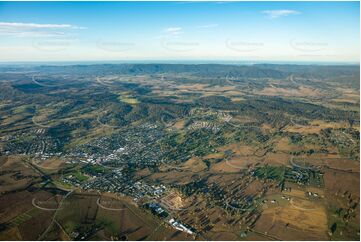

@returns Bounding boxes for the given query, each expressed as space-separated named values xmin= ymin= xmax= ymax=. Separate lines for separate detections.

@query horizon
xmin=0 ymin=1 xmax=359 ymax=63
xmin=0 ymin=59 xmax=360 ymax=66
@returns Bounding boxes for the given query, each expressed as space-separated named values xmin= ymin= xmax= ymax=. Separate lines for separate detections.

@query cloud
xmin=0 ymin=22 xmax=86 ymax=37
xmin=262 ymin=10 xmax=301 ymax=19
xmin=197 ymin=24 xmax=219 ymax=29
xmin=163 ymin=27 xmax=183 ymax=36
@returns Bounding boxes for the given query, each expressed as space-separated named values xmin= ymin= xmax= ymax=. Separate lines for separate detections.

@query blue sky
xmin=0 ymin=1 xmax=359 ymax=63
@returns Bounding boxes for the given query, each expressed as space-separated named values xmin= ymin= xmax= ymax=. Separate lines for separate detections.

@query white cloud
xmin=0 ymin=22 xmax=86 ymax=37
xmin=197 ymin=24 xmax=219 ymax=29
xmin=0 ymin=22 xmax=85 ymax=29
xmin=164 ymin=27 xmax=182 ymax=32
xmin=163 ymin=27 xmax=183 ymax=36
xmin=262 ymin=10 xmax=301 ymax=19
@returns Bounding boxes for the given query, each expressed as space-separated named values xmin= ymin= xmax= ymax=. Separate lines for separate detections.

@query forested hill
xmin=1 ymin=63 xmax=358 ymax=79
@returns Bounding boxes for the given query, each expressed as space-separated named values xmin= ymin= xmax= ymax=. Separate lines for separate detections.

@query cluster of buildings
xmin=168 ymin=218 xmax=194 ymax=235
xmin=281 ymin=195 xmax=291 ymax=201
xmin=144 ymin=201 xmax=196 ymax=236
xmin=145 ymin=202 xmax=169 ymax=218
xmin=187 ymin=108 xmax=235 ymax=133
xmin=71 ymin=123 xmax=166 ymax=168
xmin=188 ymin=120 xmax=221 ymax=133
xmin=61 ymin=174 xmax=84 ymax=187
xmin=82 ymin=169 xmax=167 ymax=203
xmin=306 ymin=191 xmax=319 ymax=197
xmin=3 ymin=120 xmax=200 ymax=236
xmin=1 ymin=128 xmax=62 ymax=157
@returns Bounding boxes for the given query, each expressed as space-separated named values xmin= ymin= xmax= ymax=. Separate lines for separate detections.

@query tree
xmin=330 ymin=223 xmax=337 ymax=234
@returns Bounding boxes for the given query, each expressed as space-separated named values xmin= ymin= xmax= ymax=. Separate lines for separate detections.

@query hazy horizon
xmin=0 ymin=59 xmax=359 ymax=66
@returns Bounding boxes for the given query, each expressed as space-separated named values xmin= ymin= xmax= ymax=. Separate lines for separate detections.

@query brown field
xmin=244 ymin=231 xmax=272 ymax=240
xmin=283 ymin=183 xmax=324 ymax=200
xmin=334 ymin=87 xmax=360 ymax=103
xmin=283 ymin=187 xmax=308 ymax=199
xmin=176 ymin=84 xmax=211 ymax=91
xmin=300 ymin=153 xmax=341 ymax=160
xmin=0 ymin=227 xmax=22 ymax=240
xmin=333 ymin=98 xmax=360 ymax=104
xmin=243 ymin=179 xmax=264 ymax=196
xmin=172 ymin=194 xmax=245 ymax=240
xmin=298 ymin=156 xmax=360 ymax=172
xmin=192 ymin=84 xmax=245 ymax=99
xmin=323 ymin=158 xmax=359 ymax=172
xmin=219 ymin=157 xmax=258 ymax=171
xmin=210 ymin=142 xmax=264 ymax=172
xmin=32 ymin=157 xmax=66 ymax=171
xmin=323 ymin=169 xmax=359 ymax=197
xmin=156 ymin=157 xmax=208 ymax=176
xmin=17 ymin=209 xmax=55 ymax=240
xmin=217 ymin=143 xmax=256 ymax=156
xmin=135 ymin=167 xmax=152 ymax=178
xmin=206 ymin=173 xmax=241 ymax=186
xmin=0 ymin=155 xmax=40 ymax=193
xmin=0 ymin=188 xmax=60 ymax=240
xmin=275 ymin=137 xmax=320 ymax=152
xmin=161 ymin=190 xmax=187 ymax=210
xmin=182 ymin=156 xmax=207 ymax=172
xmin=203 ymin=152 xmax=225 ymax=160
xmin=210 ymin=159 xmax=245 ymax=172
xmin=254 ymin=200 xmax=328 ymax=240
xmin=146 ymin=170 xmax=200 ymax=185
xmin=260 ymin=123 xmax=276 ymax=134
xmin=172 ymin=119 xmax=186 ymax=129
xmin=285 ymin=120 xmax=349 ymax=134
xmin=207 ymin=231 xmax=239 ymax=240
xmin=263 ymin=153 xmax=290 ymax=166
xmin=230 ymin=97 xmax=246 ymax=102
xmin=96 ymin=205 xmax=154 ymax=240
xmin=323 ymin=168 xmax=360 ymax=240
xmin=56 ymin=192 xmax=193 ymax=241
xmin=0 ymin=173 xmax=32 ymax=193
xmin=256 ymin=85 xmax=321 ymax=97
xmin=290 ymin=197 xmax=320 ymax=210
xmin=0 ymin=190 xmax=33 ymax=223
xmin=211 ymin=143 xmax=262 ymax=172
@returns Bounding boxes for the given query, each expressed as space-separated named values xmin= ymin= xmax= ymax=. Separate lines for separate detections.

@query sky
xmin=0 ymin=1 xmax=359 ymax=63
